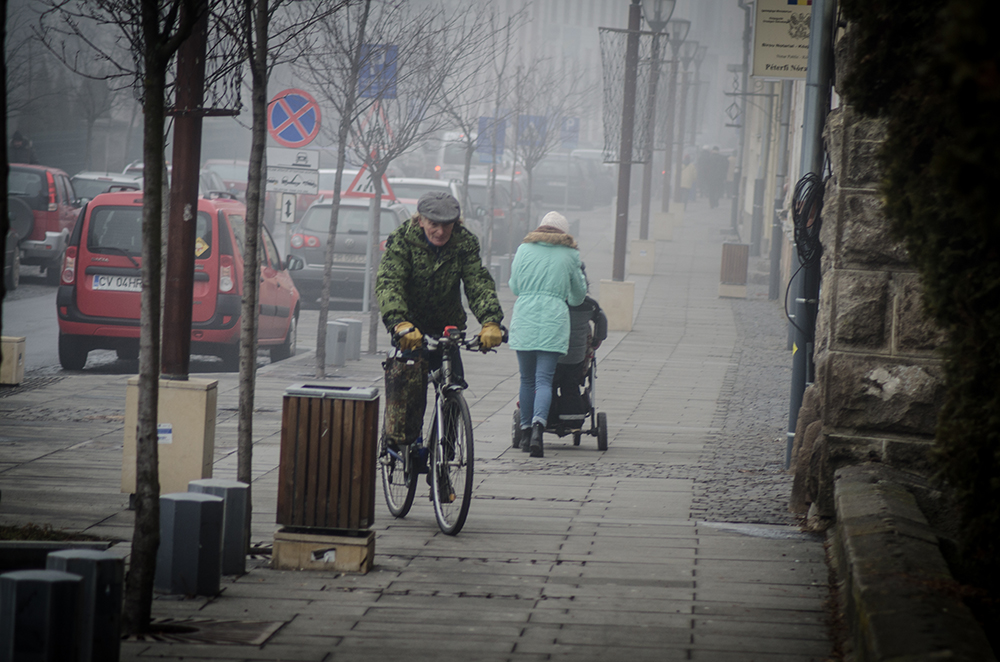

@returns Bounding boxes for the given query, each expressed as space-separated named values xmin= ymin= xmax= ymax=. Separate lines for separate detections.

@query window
xmin=88 ymin=206 xmax=143 ymax=254
xmin=300 ymin=205 xmax=399 ymax=238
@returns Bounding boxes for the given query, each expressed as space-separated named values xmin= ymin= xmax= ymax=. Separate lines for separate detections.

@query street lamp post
xmin=612 ymin=0 xmax=643 ymax=282
xmin=659 ymin=19 xmax=689 ymax=212
xmin=672 ymin=40 xmax=699 ymax=204
xmin=638 ymin=0 xmax=675 ymax=240
xmin=688 ymin=45 xmax=708 ymax=147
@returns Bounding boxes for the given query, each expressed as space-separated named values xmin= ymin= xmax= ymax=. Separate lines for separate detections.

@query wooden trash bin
xmin=275 ymin=384 xmax=379 ymax=572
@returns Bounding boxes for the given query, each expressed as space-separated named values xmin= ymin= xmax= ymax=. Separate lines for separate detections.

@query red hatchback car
xmin=56 ymin=190 xmax=302 ymax=370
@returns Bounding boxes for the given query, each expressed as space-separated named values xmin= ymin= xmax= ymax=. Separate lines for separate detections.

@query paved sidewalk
xmin=0 ymin=197 xmax=834 ymax=661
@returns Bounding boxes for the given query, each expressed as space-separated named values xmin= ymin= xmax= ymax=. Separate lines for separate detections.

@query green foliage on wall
xmin=839 ymin=0 xmax=1000 ymax=592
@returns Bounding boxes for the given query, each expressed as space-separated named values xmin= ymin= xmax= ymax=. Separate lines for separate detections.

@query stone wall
xmin=789 ymin=104 xmax=946 ymax=525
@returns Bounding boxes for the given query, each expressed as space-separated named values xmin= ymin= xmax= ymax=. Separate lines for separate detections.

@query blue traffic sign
xmin=476 ymin=117 xmax=506 ymax=156
xmin=268 ymin=89 xmax=321 ymax=148
xmin=561 ymin=116 xmax=580 ymax=151
xmin=360 ymin=44 xmax=398 ymax=99
xmin=518 ymin=115 xmax=547 ymax=147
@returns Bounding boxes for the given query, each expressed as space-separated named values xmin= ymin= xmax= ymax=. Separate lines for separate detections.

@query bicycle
xmin=378 ymin=326 xmax=499 ymax=535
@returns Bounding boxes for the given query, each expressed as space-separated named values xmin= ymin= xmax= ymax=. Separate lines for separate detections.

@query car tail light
xmin=379 ymin=239 xmax=387 ymax=252
xmin=46 ymin=172 xmax=57 ymax=211
xmin=292 ymin=233 xmax=320 ymax=248
xmin=61 ymin=246 xmax=77 ymax=285
xmin=219 ymin=255 xmax=235 ymax=293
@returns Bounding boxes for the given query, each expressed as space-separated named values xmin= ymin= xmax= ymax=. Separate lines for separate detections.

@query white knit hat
xmin=540 ymin=211 xmax=569 ymax=234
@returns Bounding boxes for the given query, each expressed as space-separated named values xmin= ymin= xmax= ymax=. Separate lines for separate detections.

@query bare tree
xmin=212 ymin=0 xmax=343 ymax=547
xmin=38 ymin=0 xmax=204 ymax=635
xmin=512 ymin=61 xmax=592 ymax=234
xmin=296 ymin=0 xmax=475 ymax=366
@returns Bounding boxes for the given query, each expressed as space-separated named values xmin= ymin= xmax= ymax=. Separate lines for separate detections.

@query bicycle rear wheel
xmin=430 ymin=392 xmax=474 ymax=535
xmin=379 ymin=434 xmax=417 ymax=518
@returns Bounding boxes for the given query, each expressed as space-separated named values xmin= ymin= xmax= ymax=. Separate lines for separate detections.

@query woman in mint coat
xmin=508 ymin=212 xmax=588 ymax=458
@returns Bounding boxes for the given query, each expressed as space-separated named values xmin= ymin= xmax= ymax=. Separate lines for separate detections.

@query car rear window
xmin=300 ymin=205 xmax=399 ymax=237
xmin=87 ymin=206 xmax=212 ymax=257
xmin=8 ymin=169 xmax=46 ymax=210
xmin=206 ymin=164 xmax=246 ymax=181
xmin=73 ymin=177 xmax=139 ymax=200
xmin=389 ymin=183 xmax=450 ymax=200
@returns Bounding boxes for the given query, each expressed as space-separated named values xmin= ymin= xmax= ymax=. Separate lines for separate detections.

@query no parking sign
xmin=268 ymin=89 xmax=321 ymax=148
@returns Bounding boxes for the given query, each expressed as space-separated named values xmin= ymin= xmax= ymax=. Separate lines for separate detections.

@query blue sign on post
xmin=476 ymin=117 xmax=506 ymax=158
xmin=359 ymin=44 xmax=398 ymax=99
xmin=518 ymin=115 xmax=547 ymax=147
xmin=561 ymin=116 xmax=580 ymax=151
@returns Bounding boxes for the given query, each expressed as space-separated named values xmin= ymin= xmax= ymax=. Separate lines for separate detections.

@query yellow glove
xmin=478 ymin=322 xmax=503 ymax=351
xmin=394 ymin=321 xmax=423 ymax=351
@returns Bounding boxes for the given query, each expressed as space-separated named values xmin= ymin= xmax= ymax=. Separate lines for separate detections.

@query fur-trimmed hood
xmin=522 ymin=229 xmax=578 ymax=249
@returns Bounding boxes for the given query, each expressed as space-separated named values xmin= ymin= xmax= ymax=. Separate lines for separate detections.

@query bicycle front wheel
xmin=379 ymin=434 xmax=416 ymax=518
xmin=430 ymin=392 xmax=474 ymax=535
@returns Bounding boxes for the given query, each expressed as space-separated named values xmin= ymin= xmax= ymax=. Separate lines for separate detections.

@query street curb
xmin=830 ymin=464 xmax=996 ymax=662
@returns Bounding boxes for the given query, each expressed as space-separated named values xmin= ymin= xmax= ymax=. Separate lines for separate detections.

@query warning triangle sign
xmin=343 ymin=163 xmax=396 ymax=200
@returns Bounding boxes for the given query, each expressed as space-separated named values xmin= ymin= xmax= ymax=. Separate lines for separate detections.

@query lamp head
xmin=682 ymin=40 xmax=700 ymax=63
xmin=641 ymin=0 xmax=676 ymax=33
xmin=667 ymin=18 xmax=690 ymax=45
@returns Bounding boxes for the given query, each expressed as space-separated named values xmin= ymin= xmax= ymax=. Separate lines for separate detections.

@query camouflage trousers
xmin=382 ymin=355 xmax=428 ymax=446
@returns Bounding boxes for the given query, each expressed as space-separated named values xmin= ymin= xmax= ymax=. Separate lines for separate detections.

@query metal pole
xmin=639 ymin=32 xmax=662 ymax=240
xmin=161 ymin=3 xmax=208 ymax=380
xmin=769 ymin=80 xmax=793 ymax=300
xmin=612 ymin=1 xmax=642 ymax=282
xmin=732 ymin=0 xmax=753 ymax=235
xmin=787 ymin=0 xmax=836 ymax=468
xmin=660 ymin=42 xmax=681 ymax=212
xmin=671 ymin=64 xmax=691 ymax=203
xmin=751 ymin=81 xmax=775 ymax=257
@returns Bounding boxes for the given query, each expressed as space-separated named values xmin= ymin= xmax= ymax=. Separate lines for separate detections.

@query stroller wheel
xmin=511 ymin=407 xmax=521 ymax=448
xmin=597 ymin=412 xmax=608 ymax=451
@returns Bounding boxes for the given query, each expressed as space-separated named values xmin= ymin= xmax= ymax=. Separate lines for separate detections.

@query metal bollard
xmin=155 ymin=492 xmax=224 ymax=596
xmin=326 ymin=321 xmax=348 ymax=367
xmin=188 ymin=478 xmax=249 ymax=576
xmin=46 ymin=550 xmax=124 ymax=662
xmin=335 ymin=318 xmax=362 ymax=360
xmin=0 ymin=569 xmax=84 ymax=662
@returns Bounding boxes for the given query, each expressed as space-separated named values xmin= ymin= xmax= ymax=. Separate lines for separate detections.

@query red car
xmin=8 ymin=163 xmax=81 ymax=284
xmin=56 ymin=191 xmax=302 ymax=371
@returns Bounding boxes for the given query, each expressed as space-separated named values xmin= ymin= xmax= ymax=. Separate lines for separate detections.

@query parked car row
xmin=56 ymin=190 xmax=302 ymax=371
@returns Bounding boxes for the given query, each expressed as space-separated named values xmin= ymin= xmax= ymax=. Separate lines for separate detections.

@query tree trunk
xmin=237 ymin=0 xmax=269 ymax=543
xmin=121 ymin=62 xmax=167 ymax=637
xmin=316 ymin=0 xmax=370 ymax=376
xmin=365 ymin=164 xmax=386 ymax=354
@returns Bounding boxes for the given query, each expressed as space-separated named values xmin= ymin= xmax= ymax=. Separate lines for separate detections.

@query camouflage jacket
xmin=376 ymin=217 xmax=504 ymax=336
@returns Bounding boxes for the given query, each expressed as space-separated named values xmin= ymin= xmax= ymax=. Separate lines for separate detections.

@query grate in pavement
xmin=126 ymin=617 xmax=284 ymax=645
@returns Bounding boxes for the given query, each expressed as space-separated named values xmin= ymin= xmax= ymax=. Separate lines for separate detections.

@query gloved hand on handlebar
xmin=394 ymin=321 xmax=423 ymax=351
xmin=478 ymin=322 xmax=503 ymax=351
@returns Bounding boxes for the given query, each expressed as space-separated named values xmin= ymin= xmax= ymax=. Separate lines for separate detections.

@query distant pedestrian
xmin=706 ymin=147 xmax=729 ymax=209
xmin=509 ymin=211 xmax=588 ymax=458
xmin=679 ymin=155 xmax=697 ymax=210
xmin=9 ymin=131 xmax=37 ymax=164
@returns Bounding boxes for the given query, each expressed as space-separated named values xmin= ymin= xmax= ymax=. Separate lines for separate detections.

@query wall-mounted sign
xmin=752 ymin=0 xmax=811 ymax=79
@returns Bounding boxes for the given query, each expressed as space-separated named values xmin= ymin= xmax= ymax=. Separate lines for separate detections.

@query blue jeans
xmin=516 ymin=350 xmax=560 ymax=429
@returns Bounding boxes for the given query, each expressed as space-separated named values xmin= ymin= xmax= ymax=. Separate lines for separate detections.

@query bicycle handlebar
xmin=391 ymin=324 xmax=507 ymax=353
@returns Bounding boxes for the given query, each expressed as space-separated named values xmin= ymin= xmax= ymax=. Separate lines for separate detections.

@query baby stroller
xmin=511 ymin=296 xmax=609 ymax=451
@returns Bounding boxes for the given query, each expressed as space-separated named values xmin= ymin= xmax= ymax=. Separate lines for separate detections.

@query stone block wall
xmin=790 ymin=104 xmax=946 ymax=523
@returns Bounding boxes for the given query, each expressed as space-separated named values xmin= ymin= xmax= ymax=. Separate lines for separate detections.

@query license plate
xmin=92 ymin=274 xmax=142 ymax=292
xmin=332 ymin=253 xmax=366 ymax=264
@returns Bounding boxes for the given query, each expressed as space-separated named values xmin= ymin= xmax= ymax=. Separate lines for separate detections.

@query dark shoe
xmin=529 ymin=422 xmax=544 ymax=458
xmin=515 ymin=427 xmax=530 ymax=450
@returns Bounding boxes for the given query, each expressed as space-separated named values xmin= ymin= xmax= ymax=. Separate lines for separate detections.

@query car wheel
xmin=5 ymin=246 xmax=19 ymax=292
xmin=270 ymin=315 xmax=297 ymax=363
xmin=116 ymin=345 xmax=139 ymax=362
xmin=219 ymin=344 xmax=240 ymax=372
xmin=45 ymin=250 xmax=64 ymax=286
xmin=59 ymin=333 xmax=87 ymax=371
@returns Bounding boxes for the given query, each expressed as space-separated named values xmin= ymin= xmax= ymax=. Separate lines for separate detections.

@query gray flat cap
xmin=417 ymin=191 xmax=461 ymax=223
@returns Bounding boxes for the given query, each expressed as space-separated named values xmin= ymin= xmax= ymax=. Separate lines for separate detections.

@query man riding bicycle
xmin=375 ymin=191 xmax=504 ymax=447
